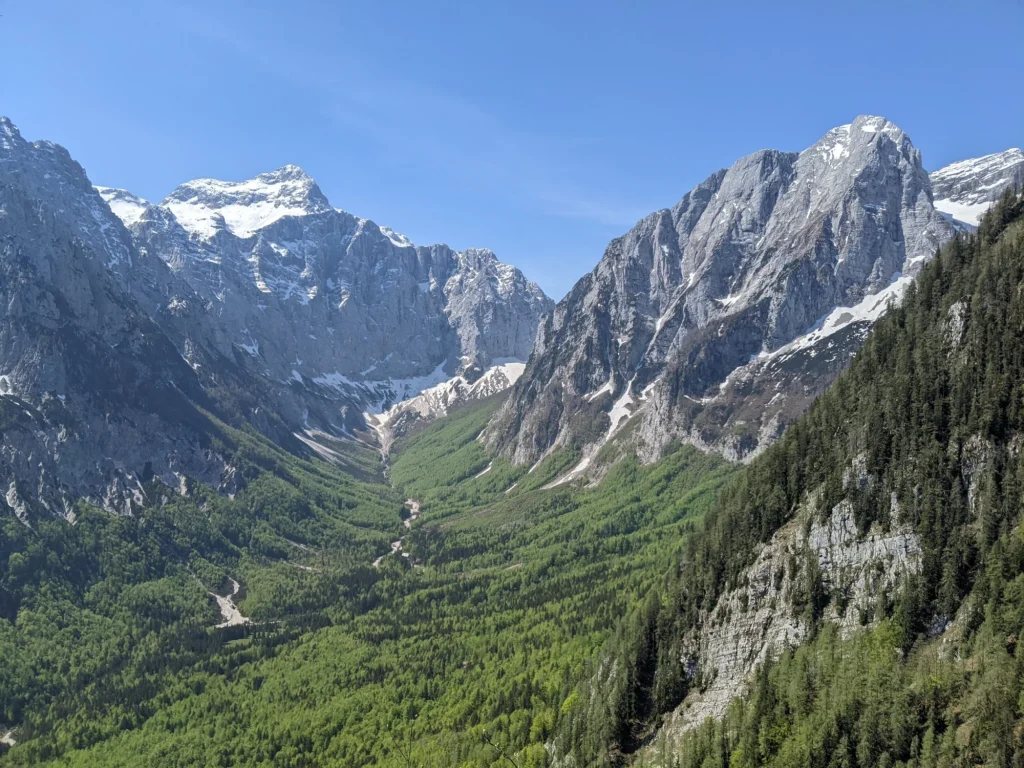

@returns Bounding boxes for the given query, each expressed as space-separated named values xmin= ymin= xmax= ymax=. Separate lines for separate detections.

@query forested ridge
xmin=558 ymin=189 xmax=1024 ymax=767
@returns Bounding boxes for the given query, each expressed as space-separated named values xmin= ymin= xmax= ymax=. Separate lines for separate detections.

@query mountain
xmin=97 ymin=167 xmax=552 ymax=442
xmin=557 ymin=190 xmax=1024 ymax=768
xmin=486 ymin=116 xmax=963 ymax=479
xmin=98 ymin=168 xmax=552 ymax=437
xmin=0 ymin=118 xmax=256 ymax=517
xmin=0 ymin=117 xmax=549 ymax=518
xmin=930 ymin=147 xmax=1024 ymax=227
xmin=3 ymin=106 xmax=1023 ymax=768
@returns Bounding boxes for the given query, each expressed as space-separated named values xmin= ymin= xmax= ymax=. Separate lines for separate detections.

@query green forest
xmin=0 ymin=385 xmax=734 ymax=766
xmin=2 ymin=190 xmax=1024 ymax=768
xmin=556 ymin=189 xmax=1024 ymax=767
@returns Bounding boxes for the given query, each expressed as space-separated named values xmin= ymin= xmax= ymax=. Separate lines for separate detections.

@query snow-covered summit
xmin=162 ymin=164 xmax=333 ymax=239
xmin=930 ymin=148 xmax=1024 ymax=227
xmin=807 ymin=116 xmax=908 ymax=164
xmin=95 ymin=186 xmax=150 ymax=227
xmin=93 ymin=157 xmax=553 ymax=434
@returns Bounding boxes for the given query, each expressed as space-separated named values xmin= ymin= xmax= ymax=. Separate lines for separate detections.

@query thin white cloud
xmin=168 ymin=3 xmax=648 ymax=230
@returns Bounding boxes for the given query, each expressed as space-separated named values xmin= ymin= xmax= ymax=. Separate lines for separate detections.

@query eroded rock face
xmin=101 ymin=168 xmax=552 ymax=436
xmin=0 ymin=118 xmax=235 ymax=517
xmin=486 ymin=116 xmax=956 ymax=475
xmin=657 ymin=491 xmax=921 ymax=742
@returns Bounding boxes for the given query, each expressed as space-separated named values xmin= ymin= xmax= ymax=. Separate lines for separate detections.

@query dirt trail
xmin=372 ymin=499 xmax=420 ymax=567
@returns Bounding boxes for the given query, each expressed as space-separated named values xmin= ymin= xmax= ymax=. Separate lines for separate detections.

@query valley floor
xmin=0 ymin=396 xmax=734 ymax=768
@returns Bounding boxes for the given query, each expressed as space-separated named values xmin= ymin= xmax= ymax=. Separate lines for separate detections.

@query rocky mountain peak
xmin=89 ymin=151 xmax=554 ymax=436
xmin=0 ymin=116 xmax=20 ymax=142
xmin=161 ymin=164 xmax=333 ymax=239
xmin=0 ymin=118 xmax=229 ymax=516
xmin=485 ymin=116 xmax=954 ymax=477
xmin=0 ymin=116 xmax=135 ymax=270
xmin=449 ymin=248 xmax=534 ymax=298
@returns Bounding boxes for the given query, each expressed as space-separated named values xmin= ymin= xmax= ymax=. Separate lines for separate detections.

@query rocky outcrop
xmin=487 ymin=116 xmax=956 ymax=475
xmin=0 ymin=118 xmax=237 ymax=517
xmin=651 ymin=486 xmax=920 ymax=749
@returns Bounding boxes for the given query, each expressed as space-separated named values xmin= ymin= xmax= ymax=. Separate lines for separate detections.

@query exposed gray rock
xmin=487 ymin=116 xmax=955 ymax=475
xmin=647 ymin=489 xmax=920 ymax=753
xmin=0 ymin=116 xmax=550 ymax=518
xmin=100 ymin=168 xmax=551 ymax=434
xmin=0 ymin=118 xmax=235 ymax=517
xmin=931 ymin=148 xmax=1024 ymax=227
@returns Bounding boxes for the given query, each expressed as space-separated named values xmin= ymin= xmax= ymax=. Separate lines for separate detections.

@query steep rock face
xmin=0 ymin=119 xmax=235 ymax=517
xmin=930 ymin=148 xmax=1024 ymax=227
xmin=100 ymin=169 xmax=551 ymax=433
xmin=487 ymin=116 xmax=955 ymax=473
xmin=647 ymin=486 xmax=921 ymax=754
xmin=0 ymin=115 xmax=549 ymax=517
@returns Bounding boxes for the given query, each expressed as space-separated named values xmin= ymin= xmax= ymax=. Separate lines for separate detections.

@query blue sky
xmin=3 ymin=1 xmax=1022 ymax=299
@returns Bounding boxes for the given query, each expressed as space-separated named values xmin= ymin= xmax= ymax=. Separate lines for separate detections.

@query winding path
xmin=372 ymin=499 xmax=420 ymax=567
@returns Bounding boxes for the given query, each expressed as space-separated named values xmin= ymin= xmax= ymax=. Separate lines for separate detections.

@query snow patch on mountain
xmin=372 ymin=359 xmax=527 ymax=451
xmin=932 ymin=200 xmax=991 ymax=228
xmin=378 ymin=225 xmax=413 ymax=247
xmin=95 ymin=187 xmax=150 ymax=227
xmin=931 ymin=148 xmax=1024 ymax=226
xmin=773 ymin=273 xmax=912 ymax=359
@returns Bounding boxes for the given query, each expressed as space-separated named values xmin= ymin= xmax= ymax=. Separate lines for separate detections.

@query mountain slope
xmin=100 ymin=168 xmax=552 ymax=435
xmin=0 ymin=116 xmax=550 ymax=517
xmin=557 ymin=189 xmax=1024 ymax=766
xmin=0 ymin=117 xmax=243 ymax=516
xmin=486 ymin=116 xmax=957 ymax=478
xmin=930 ymin=147 xmax=1024 ymax=227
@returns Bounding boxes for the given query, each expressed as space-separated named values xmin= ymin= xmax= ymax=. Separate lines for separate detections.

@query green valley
xmin=0 ymin=392 xmax=735 ymax=766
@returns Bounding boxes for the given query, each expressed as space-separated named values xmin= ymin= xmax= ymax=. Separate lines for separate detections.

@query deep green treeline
xmin=560 ymin=189 xmax=1024 ymax=766
xmin=0 ymin=392 xmax=735 ymax=766
xmin=0 ymin=420 xmax=405 ymax=759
